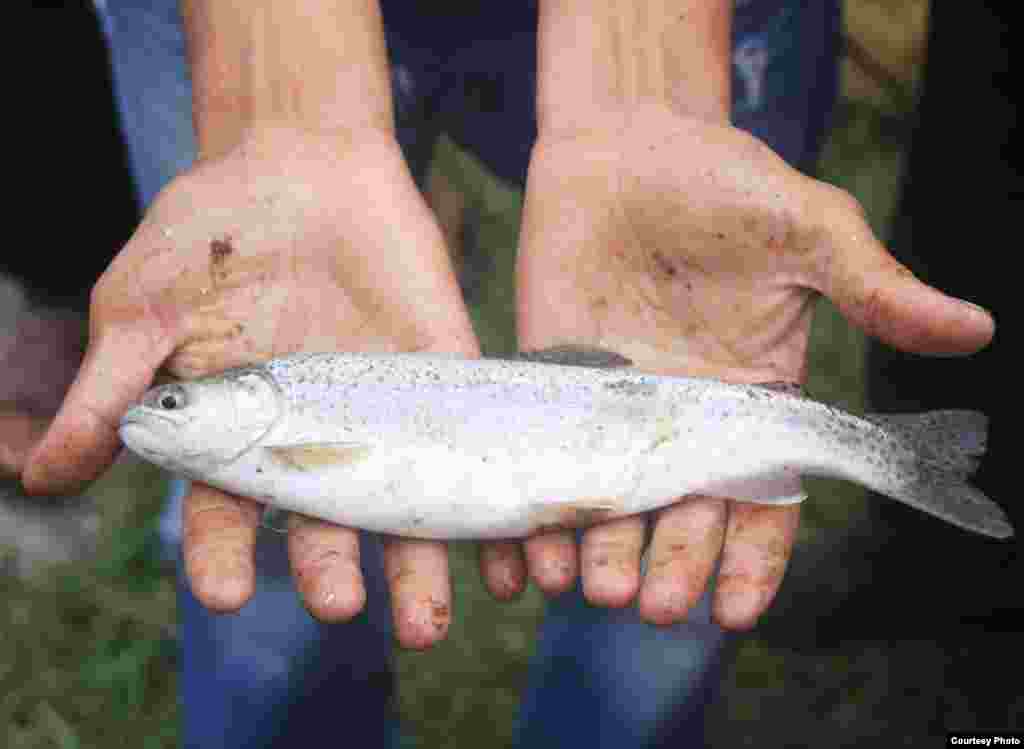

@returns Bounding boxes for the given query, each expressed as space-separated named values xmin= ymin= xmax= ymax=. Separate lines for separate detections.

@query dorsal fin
xmin=513 ymin=344 xmax=633 ymax=369
xmin=753 ymin=381 xmax=807 ymax=398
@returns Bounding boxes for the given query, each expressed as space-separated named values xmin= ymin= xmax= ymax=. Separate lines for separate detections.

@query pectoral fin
xmin=265 ymin=443 xmax=373 ymax=472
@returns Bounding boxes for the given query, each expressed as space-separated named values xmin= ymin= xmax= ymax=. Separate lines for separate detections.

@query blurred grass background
xmin=12 ymin=1 xmax=1007 ymax=747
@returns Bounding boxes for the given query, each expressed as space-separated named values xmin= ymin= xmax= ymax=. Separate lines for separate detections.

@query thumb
xmin=22 ymin=324 xmax=173 ymax=495
xmin=815 ymin=192 xmax=994 ymax=355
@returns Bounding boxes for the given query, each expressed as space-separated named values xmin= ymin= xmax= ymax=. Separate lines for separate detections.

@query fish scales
xmin=119 ymin=350 xmax=1013 ymax=540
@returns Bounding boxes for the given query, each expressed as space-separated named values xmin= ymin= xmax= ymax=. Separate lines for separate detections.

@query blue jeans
xmin=97 ymin=1 xmax=840 ymax=746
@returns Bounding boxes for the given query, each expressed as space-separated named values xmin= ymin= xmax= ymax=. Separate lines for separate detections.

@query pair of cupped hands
xmin=20 ymin=113 xmax=992 ymax=648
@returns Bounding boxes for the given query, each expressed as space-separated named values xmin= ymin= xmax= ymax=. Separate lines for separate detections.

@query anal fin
xmin=694 ymin=472 xmax=807 ymax=505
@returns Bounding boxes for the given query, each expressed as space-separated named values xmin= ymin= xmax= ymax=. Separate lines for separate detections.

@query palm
xmin=516 ymin=115 xmax=992 ymax=628
xmin=97 ymin=135 xmax=473 ymax=376
xmin=26 ymin=131 xmax=477 ymax=648
xmin=519 ymin=116 xmax=825 ymax=384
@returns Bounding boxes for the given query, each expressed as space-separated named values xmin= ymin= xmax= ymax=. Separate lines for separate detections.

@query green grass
xmin=2 ymin=459 xmax=176 ymax=749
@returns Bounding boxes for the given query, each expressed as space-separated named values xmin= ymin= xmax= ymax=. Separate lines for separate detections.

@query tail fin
xmin=864 ymin=411 xmax=1012 ymax=539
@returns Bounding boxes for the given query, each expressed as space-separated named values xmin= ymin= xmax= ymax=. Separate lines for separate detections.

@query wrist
xmin=536 ymin=0 xmax=732 ymax=138
xmin=183 ymin=0 xmax=394 ymax=161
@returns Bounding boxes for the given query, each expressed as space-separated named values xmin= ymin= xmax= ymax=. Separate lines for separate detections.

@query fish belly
xmin=204 ymin=393 xmax=818 ymax=539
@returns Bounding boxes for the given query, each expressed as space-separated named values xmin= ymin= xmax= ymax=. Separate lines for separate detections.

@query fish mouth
xmin=121 ymin=405 xmax=178 ymax=429
xmin=119 ymin=407 xmax=184 ymax=465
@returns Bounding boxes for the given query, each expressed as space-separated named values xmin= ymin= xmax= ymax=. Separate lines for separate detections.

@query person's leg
xmin=430 ymin=2 xmax=841 ymax=746
xmin=517 ymin=586 xmax=731 ymax=746
xmin=96 ymin=2 xmax=400 ymax=747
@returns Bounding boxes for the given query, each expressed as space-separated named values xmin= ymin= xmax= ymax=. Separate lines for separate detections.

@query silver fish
xmin=119 ymin=347 xmax=1012 ymax=540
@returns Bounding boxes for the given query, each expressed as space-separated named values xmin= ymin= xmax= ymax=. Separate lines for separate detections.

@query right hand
xmin=21 ymin=126 xmax=479 ymax=649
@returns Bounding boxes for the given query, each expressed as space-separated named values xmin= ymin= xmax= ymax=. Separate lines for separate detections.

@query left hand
xmin=477 ymin=111 xmax=994 ymax=628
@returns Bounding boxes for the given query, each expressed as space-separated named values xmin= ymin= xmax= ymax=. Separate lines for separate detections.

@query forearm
xmin=536 ymin=0 xmax=732 ymax=135
xmin=181 ymin=0 xmax=393 ymax=159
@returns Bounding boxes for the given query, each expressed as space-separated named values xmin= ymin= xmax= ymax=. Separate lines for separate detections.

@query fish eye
xmin=154 ymin=386 xmax=187 ymax=411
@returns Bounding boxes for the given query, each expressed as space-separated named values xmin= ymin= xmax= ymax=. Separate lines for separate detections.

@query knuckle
xmin=293 ymin=546 xmax=357 ymax=579
xmin=819 ymin=181 xmax=866 ymax=219
xmin=583 ymin=534 xmax=642 ymax=563
xmin=184 ymin=502 xmax=251 ymax=540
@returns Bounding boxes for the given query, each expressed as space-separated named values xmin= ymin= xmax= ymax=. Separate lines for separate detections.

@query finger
xmin=23 ymin=325 xmax=173 ymax=495
xmin=713 ymin=502 xmax=800 ymax=630
xmin=523 ymin=530 xmax=578 ymax=596
xmin=287 ymin=514 xmax=366 ymax=622
xmin=637 ymin=496 xmax=728 ymax=626
xmin=0 ymin=410 xmax=48 ymax=478
xmin=382 ymin=537 xmax=451 ymax=650
xmin=183 ymin=482 xmax=262 ymax=613
xmin=580 ymin=515 xmax=647 ymax=607
xmin=813 ymin=186 xmax=994 ymax=355
xmin=478 ymin=540 xmax=528 ymax=601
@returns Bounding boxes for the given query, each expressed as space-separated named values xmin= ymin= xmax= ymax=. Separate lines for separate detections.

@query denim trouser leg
xmin=516 ymin=585 xmax=731 ymax=747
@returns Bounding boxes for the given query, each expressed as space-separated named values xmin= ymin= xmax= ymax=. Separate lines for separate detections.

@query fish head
xmin=119 ymin=367 xmax=282 ymax=474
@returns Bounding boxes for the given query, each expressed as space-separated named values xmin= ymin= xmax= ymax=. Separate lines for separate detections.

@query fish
xmin=118 ymin=347 xmax=1013 ymax=540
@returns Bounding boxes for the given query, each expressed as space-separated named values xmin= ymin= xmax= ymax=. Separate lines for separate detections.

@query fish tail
xmin=862 ymin=410 xmax=1012 ymax=539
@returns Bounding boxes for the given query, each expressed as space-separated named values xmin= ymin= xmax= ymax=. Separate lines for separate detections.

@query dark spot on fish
xmin=605 ymin=379 xmax=658 ymax=397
